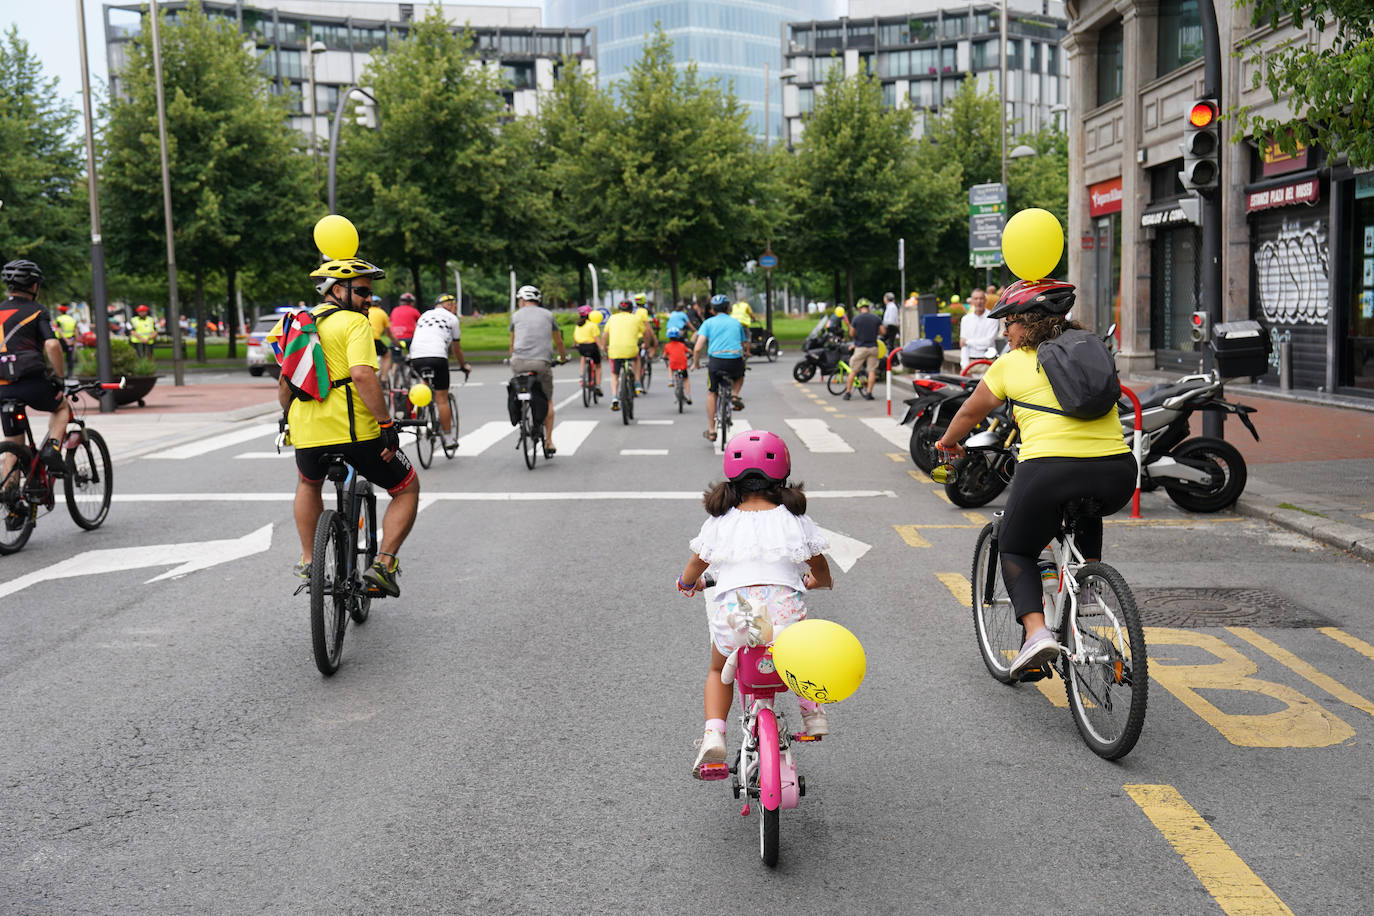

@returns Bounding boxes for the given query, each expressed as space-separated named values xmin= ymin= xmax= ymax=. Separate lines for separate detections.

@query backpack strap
xmin=1005 ymin=397 xmax=1070 ymax=417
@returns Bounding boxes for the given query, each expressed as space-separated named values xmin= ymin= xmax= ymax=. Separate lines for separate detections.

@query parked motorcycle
xmin=793 ymin=317 xmax=849 ymax=382
xmin=898 ymin=375 xmax=982 ymax=471
xmin=943 ymin=405 xmax=1018 ymax=508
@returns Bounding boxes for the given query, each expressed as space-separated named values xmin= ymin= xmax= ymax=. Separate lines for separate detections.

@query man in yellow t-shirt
xmin=277 ymin=256 xmax=418 ymax=598
xmin=603 ymin=300 xmax=651 ymax=411
xmin=368 ymin=296 xmax=393 ymax=379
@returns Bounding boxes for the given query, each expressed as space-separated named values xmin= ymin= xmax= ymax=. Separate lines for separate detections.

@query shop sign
xmin=1262 ymin=139 xmax=1309 ymax=177
xmin=1081 ymin=233 xmax=1095 ymax=250
xmin=1141 ymin=205 xmax=1192 ymax=227
xmin=1246 ymin=178 xmax=1319 ymax=212
xmin=1356 ymin=172 xmax=1374 ymax=200
xmin=1088 ymin=177 xmax=1123 ymax=218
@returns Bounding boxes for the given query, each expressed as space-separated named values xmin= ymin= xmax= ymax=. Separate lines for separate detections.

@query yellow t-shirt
xmin=604 ymin=311 xmax=643 ymax=359
xmin=573 ymin=320 xmax=600 ymax=345
xmin=731 ymin=303 xmax=754 ymax=325
xmin=281 ymin=306 xmax=381 ymax=448
xmin=368 ymin=306 xmax=390 ymax=341
xmin=983 ymin=347 xmax=1129 ymax=461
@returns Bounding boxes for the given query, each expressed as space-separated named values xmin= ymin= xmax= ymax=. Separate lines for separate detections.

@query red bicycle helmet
xmin=577 ymin=305 xmax=592 ymax=318
xmin=987 ymin=278 xmax=1076 ymax=319
xmin=723 ymin=430 xmax=791 ymax=485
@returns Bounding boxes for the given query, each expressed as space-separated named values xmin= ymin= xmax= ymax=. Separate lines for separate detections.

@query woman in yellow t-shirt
xmin=936 ymin=279 xmax=1136 ymax=678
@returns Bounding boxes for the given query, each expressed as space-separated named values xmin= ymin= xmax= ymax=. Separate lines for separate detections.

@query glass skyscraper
xmin=546 ymin=0 xmax=838 ymax=141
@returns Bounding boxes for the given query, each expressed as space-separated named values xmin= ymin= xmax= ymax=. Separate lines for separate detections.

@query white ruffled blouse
xmin=690 ymin=506 xmax=829 ymax=595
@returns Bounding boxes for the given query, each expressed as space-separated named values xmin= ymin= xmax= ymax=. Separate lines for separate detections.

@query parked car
xmin=246 ymin=313 xmax=286 ymax=377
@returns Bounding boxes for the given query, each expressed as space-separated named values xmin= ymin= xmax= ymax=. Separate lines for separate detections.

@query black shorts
xmin=295 ymin=438 xmax=416 ymax=495
xmin=409 ymin=356 xmax=450 ymax=391
xmin=0 ymin=375 xmax=63 ymax=436
xmin=611 ymin=357 xmax=635 ymax=374
xmin=706 ymin=356 xmax=744 ymax=393
xmin=374 ymin=340 xmax=387 ymax=357
xmin=577 ymin=343 xmax=602 ymax=364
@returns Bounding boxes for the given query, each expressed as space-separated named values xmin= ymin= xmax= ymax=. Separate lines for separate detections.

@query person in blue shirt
xmin=691 ymin=294 xmax=746 ymax=440
xmin=666 ymin=303 xmax=693 ymax=341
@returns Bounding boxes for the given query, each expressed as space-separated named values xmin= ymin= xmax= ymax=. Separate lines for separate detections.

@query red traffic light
xmin=1190 ymin=313 xmax=1205 ymax=327
xmin=1188 ymin=101 xmax=1217 ymax=129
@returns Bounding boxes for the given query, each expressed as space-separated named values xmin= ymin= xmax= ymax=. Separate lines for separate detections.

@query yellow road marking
xmin=908 ymin=469 xmax=932 ymax=484
xmin=824 ymin=406 xmax=838 ymax=413
xmin=886 ymin=452 xmax=906 ymax=463
xmin=936 ymin=572 xmax=969 ymax=607
xmin=934 ymin=490 xmax=952 ymax=505
xmin=962 ymin=511 xmax=988 ymax=524
xmin=1124 ymin=784 xmax=1295 ymax=916
xmin=1360 ymin=512 xmax=1374 ymax=521
xmin=893 ymin=525 xmax=931 ymax=548
xmin=1227 ymin=627 xmax=1374 ymax=719
xmin=1319 ymin=627 xmax=1374 ymax=661
xmin=888 ymin=516 xmax=1244 ymax=533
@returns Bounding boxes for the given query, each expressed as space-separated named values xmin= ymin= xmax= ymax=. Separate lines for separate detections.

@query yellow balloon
xmin=588 ymin=311 xmax=604 ymax=325
xmin=1001 ymin=208 xmax=1064 ymax=281
xmin=408 ymin=383 xmax=432 ymax=407
xmin=771 ymin=618 xmax=866 ymax=704
xmin=314 ymin=214 xmax=359 ymax=261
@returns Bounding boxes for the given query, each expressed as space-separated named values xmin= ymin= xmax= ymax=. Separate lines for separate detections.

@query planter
xmin=78 ymin=375 xmax=159 ymax=407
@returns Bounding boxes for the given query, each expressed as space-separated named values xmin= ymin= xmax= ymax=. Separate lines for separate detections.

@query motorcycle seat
xmin=1123 ymin=382 xmax=1200 ymax=412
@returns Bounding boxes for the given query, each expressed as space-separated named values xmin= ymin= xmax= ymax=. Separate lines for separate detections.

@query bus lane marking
xmin=1124 ymin=784 xmax=1295 ymax=916
xmin=1226 ymin=627 xmax=1374 ymax=719
xmin=1319 ymin=627 xmax=1374 ymax=661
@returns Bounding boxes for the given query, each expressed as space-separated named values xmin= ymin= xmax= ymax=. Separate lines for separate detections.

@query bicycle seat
xmin=1061 ymin=497 xmax=1104 ymax=525
xmin=320 ymin=453 xmax=353 ymax=482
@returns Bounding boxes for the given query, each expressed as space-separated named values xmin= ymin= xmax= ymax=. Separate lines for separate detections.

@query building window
xmin=972 ymin=39 xmax=998 ymax=70
xmin=503 ymin=63 xmax=534 ymax=90
xmin=353 ymin=27 xmax=385 ymax=52
xmin=798 ymin=86 xmax=814 ymax=114
xmin=312 ymin=23 xmax=349 ymax=49
xmin=1096 ymin=20 xmax=1123 ymax=106
xmin=882 ymin=81 xmax=897 ymax=108
xmin=910 ymin=18 xmax=936 ymax=42
xmin=1006 ymin=38 xmax=1021 ymax=70
xmin=791 ymin=27 xmax=813 ymax=51
xmin=941 ymin=16 xmax=965 ymax=39
xmin=910 ymin=78 xmax=935 ymax=108
xmin=1157 ymin=0 xmax=1202 ymax=75
xmin=793 ymin=56 xmax=812 ymax=81
xmin=972 ymin=13 xmax=993 ymax=34
xmin=1030 ymin=41 xmax=1041 ymax=74
xmin=1047 ymin=42 xmax=1059 ymax=76
xmin=858 ymin=51 xmax=874 ymax=74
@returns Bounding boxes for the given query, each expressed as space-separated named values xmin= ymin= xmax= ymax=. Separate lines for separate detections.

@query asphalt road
xmin=3 ymin=359 xmax=1372 ymax=914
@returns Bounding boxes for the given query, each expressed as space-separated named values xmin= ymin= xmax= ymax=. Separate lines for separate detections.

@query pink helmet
xmin=577 ymin=305 xmax=592 ymax=317
xmin=723 ymin=430 xmax=791 ymax=484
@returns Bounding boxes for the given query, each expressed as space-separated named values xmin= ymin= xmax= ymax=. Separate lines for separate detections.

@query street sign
xmin=759 ymin=250 xmax=778 ymax=270
xmin=969 ymin=182 xmax=1006 ymax=268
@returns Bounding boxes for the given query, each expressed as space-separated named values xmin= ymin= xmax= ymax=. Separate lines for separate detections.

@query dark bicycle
xmin=511 ymin=371 xmax=549 ymax=469
xmin=0 ymin=379 xmax=122 ymax=555
xmin=410 ymin=363 xmax=465 ymax=469
xmin=638 ymin=342 xmax=653 ymax=394
xmin=710 ymin=366 xmax=734 ymax=451
xmin=673 ymin=368 xmax=690 ymax=413
xmin=617 ymin=360 xmax=636 ymax=425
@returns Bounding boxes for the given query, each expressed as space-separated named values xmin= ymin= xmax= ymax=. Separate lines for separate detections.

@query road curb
xmin=1234 ymin=496 xmax=1374 ymax=563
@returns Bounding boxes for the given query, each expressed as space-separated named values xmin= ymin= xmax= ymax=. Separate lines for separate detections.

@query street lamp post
xmin=778 ymin=67 xmax=796 ymax=151
xmin=326 ymin=85 xmax=379 ymax=213
xmin=307 ymin=40 xmax=327 ymax=176
xmin=148 ymin=0 xmax=186 ymax=386
xmin=75 ymin=0 xmax=114 ymax=410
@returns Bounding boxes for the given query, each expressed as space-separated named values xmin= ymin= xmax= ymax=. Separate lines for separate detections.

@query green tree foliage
xmin=1235 ymin=0 xmax=1374 ymax=168
xmin=0 ymin=28 xmax=88 ymax=301
xmin=783 ymin=65 xmax=961 ymax=306
xmin=337 ymin=7 xmax=507 ymax=302
xmin=102 ymin=1 xmax=314 ymax=358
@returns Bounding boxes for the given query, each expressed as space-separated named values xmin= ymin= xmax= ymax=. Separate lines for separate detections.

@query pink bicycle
xmin=697 ymin=576 xmax=819 ymax=868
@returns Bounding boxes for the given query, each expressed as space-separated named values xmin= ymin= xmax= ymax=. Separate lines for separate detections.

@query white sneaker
xmin=1010 ymin=629 xmax=1061 ymax=679
xmin=691 ymin=727 xmax=727 ymax=779
xmin=800 ymin=705 xmax=829 ymax=737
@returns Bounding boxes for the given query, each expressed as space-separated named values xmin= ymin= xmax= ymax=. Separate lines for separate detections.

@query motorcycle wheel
xmin=909 ymin=418 xmax=943 ymax=473
xmin=945 ymin=453 xmax=1010 ymax=508
xmin=1163 ymin=437 xmax=1248 ymax=513
xmin=793 ymin=360 xmax=817 ymax=383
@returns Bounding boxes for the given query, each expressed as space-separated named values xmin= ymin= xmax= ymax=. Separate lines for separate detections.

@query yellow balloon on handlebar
xmin=771 ymin=618 xmax=866 ymax=704
xmin=408 ymin=383 xmax=432 ymax=407
xmin=1001 ymin=208 xmax=1064 ymax=281
xmin=313 ymin=214 xmax=359 ymax=261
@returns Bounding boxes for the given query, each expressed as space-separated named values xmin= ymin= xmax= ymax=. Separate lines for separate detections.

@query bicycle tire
xmin=581 ymin=362 xmax=592 ymax=407
xmin=1065 ymin=562 xmax=1148 ymax=760
xmin=641 ymin=355 xmax=652 ymax=393
xmin=442 ymin=394 xmax=459 ymax=458
xmin=62 ymin=427 xmax=112 ymax=529
xmin=716 ymin=392 xmax=731 ymax=450
xmin=766 ymin=338 xmax=779 ymax=362
xmin=971 ymin=522 xmax=1020 ymax=685
xmin=676 ymin=373 xmax=685 ymax=413
xmin=415 ymin=406 xmax=435 ymax=469
xmin=0 ymin=444 xmax=36 ymax=554
xmin=350 ymin=492 xmax=376 ymax=624
xmin=619 ymin=371 xmax=632 ymax=425
xmin=310 ymin=510 xmax=349 ymax=676
xmin=826 ymin=369 xmax=847 ymax=396
xmin=521 ymin=404 xmax=537 ymax=469
xmin=756 ymin=708 xmax=781 ymax=867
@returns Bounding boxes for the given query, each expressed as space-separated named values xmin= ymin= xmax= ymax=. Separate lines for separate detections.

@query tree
xmin=0 ymin=27 xmax=88 ymax=301
xmin=102 ymin=1 xmax=314 ymax=359
xmin=1235 ymin=1 xmax=1374 ymax=168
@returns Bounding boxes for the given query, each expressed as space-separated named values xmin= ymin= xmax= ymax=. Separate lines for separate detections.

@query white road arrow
xmin=814 ymin=526 xmax=872 ymax=574
xmin=0 ymin=524 xmax=274 ymax=601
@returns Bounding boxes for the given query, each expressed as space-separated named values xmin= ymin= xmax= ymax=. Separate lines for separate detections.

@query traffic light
xmin=350 ymin=88 xmax=377 ymax=129
xmin=1189 ymin=310 xmax=1210 ymax=344
xmin=1179 ymin=99 xmax=1220 ymax=194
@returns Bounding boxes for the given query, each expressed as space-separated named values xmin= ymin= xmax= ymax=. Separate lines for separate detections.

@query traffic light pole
xmin=326 ymin=86 xmax=379 ymax=214
xmin=1200 ymin=0 xmax=1223 ymax=438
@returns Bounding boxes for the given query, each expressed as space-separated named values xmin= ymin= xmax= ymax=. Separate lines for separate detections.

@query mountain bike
xmin=638 ymin=342 xmax=653 ymax=393
xmin=710 ymin=366 xmax=734 ymax=451
xmin=512 ymin=371 xmax=549 ymax=469
xmin=616 ymin=359 xmax=636 ymax=425
xmin=673 ymin=368 xmax=689 ymax=413
xmin=581 ymin=354 xmax=602 ymax=408
xmin=970 ymin=500 xmax=1148 ymax=760
xmin=826 ymin=356 xmax=883 ymax=396
xmin=0 ymin=379 xmax=121 ymax=555
xmin=410 ymin=364 xmax=465 ymax=469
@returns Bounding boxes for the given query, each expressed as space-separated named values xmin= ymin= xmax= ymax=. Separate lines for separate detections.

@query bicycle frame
xmin=723 ymin=644 xmax=801 ymax=814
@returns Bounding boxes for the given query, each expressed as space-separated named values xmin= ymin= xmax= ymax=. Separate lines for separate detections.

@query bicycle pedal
xmin=1018 ymin=664 xmax=1053 ymax=683
xmin=292 ymin=582 xmax=309 ymax=597
xmin=791 ymin=732 xmax=822 ymax=742
xmin=697 ymin=762 xmax=730 ymax=781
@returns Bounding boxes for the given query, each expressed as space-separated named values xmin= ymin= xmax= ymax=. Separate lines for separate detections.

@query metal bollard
xmin=1279 ymin=339 xmax=1292 ymax=391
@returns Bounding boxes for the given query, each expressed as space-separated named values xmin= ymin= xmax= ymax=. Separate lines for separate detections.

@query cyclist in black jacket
xmin=1 ymin=260 xmax=71 ymax=472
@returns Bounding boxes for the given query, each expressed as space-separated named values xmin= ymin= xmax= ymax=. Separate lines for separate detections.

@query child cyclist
xmin=664 ymin=326 xmax=692 ymax=405
xmin=573 ymin=305 xmax=603 ymax=396
xmin=677 ymin=430 xmax=834 ymax=779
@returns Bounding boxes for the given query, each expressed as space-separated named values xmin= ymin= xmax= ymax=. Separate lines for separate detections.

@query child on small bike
xmin=664 ymin=328 xmax=692 ymax=405
xmin=677 ymin=430 xmax=833 ymax=779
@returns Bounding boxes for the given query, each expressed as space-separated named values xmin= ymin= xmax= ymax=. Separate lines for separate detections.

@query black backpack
xmin=1008 ymin=329 xmax=1121 ymax=420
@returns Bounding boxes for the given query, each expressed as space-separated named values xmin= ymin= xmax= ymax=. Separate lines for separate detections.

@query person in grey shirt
xmin=509 ymin=285 xmax=568 ymax=454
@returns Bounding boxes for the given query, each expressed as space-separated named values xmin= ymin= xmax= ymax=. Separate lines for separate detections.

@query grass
xmin=1277 ymin=502 xmax=1328 ymax=518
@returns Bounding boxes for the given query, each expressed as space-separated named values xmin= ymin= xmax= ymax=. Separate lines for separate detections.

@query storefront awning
xmin=1140 ymin=198 xmax=1199 ymax=228
xmin=1245 ymin=173 xmax=1321 ymax=212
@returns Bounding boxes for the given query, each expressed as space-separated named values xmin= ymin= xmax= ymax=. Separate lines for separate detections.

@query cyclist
xmin=367 ymin=294 xmax=394 ymax=380
xmin=664 ymin=327 xmax=692 ymax=405
xmin=409 ymin=292 xmax=470 ymax=449
xmin=509 ymin=284 xmax=566 ymax=455
xmin=389 ymin=291 xmax=421 ymax=358
xmin=280 ymin=256 xmax=417 ymax=597
xmin=730 ymin=299 xmax=759 ymax=354
xmin=934 ymin=279 xmax=1136 ymax=678
xmin=633 ymin=294 xmax=658 ymax=386
xmin=665 ymin=301 xmax=693 ymax=342
xmin=129 ymin=304 xmax=157 ymax=361
xmin=691 ymin=294 xmax=746 ymax=441
xmin=844 ymin=298 xmax=881 ymax=401
xmin=53 ymin=304 xmax=78 ymax=364
xmin=0 ymin=259 xmax=70 ymax=474
xmin=573 ymin=305 xmax=604 ymax=397
xmin=602 ymin=299 xmax=649 ymax=411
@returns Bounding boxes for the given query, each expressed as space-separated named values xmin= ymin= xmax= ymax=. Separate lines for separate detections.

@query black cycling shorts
xmin=409 ymin=356 xmax=450 ymax=391
xmin=706 ymin=356 xmax=744 ymax=393
xmin=577 ymin=343 xmax=602 ymax=364
xmin=0 ymin=375 xmax=63 ymax=436
xmin=611 ymin=357 xmax=635 ymax=374
xmin=374 ymin=339 xmax=387 ymax=357
xmin=295 ymin=438 xmax=416 ymax=495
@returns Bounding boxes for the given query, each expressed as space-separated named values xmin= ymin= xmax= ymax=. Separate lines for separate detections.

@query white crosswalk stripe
xmin=860 ymin=416 xmax=910 ymax=449
xmin=784 ymin=418 xmax=853 ymax=453
xmin=145 ymin=423 xmax=276 ymax=460
xmin=454 ymin=421 xmax=516 ymax=457
xmin=551 ymin=421 xmax=597 ymax=456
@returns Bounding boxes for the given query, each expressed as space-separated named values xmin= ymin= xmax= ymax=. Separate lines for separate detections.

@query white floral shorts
xmin=707 ymin=585 xmax=807 ymax=656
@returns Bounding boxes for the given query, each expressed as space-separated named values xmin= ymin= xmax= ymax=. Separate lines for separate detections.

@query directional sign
xmin=814 ymin=526 xmax=872 ymax=573
xmin=759 ymin=250 xmax=778 ymax=270
xmin=969 ymin=182 xmax=1006 ymax=268
xmin=0 ymin=524 xmax=274 ymax=601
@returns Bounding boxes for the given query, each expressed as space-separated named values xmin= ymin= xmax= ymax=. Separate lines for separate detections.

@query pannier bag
xmin=506 ymin=373 xmax=548 ymax=427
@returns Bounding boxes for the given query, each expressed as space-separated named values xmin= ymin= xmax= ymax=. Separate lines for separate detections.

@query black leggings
xmin=998 ymin=454 xmax=1137 ymax=623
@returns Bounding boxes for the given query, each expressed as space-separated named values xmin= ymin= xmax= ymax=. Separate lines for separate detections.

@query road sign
xmin=759 ymin=250 xmax=778 ymax=270
xmin=969 ymin=182 xmax=1006 ymax=268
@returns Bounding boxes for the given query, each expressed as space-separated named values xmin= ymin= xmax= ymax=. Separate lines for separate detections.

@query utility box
xmin=1210 ymin=320 xmax=1271 ymax=379
xmin=920 ymin=313 xmax=953 ymax=350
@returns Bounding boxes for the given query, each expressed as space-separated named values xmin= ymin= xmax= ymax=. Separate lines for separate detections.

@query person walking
xmin=844 ymin=299 xmax=882 ymax=401
xmin=509 ymin=285 xmax=567 ymax=455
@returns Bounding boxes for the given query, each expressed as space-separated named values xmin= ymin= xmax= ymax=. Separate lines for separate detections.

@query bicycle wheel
xmin=971 ymin=522 xmax=1020 ymax=685
xmin=581 ymin=363 xmax=592 ymax=407
xmin=716 ymin=394 xmax=731 ymax=449
xmin=521 ymin=404 xmax=537 ymax=469
xmin=1065 ymin=562 xmax=1148 ymax=760
xmin=619 ymin=372 xmax=632 ymax=425
xmin=676 ymin=374 xmax=685 ymax=413
xmin=62 ymin=427 xmax=112 ymax=529
xmin=826 ymin=369 xmax=848 ymax=395
xmin=641 ymin=356 xmax=652 ymax=393
xmin=350 ymin=492 xmax=377 ymax=624
xmin=0 ymin=444 xmax=36 ymax=555
xmin=415 ymin=406 xmax=435 ymax=469
xmin=442 ymin=394 xmax=459 ymax=458
xmin=310 ymin=510 xmax=349 ymax=676
xmin=765 ymin=338 xmax=779 ymax=362
xmin=756 ymin=708 xmax=781 ymax=867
